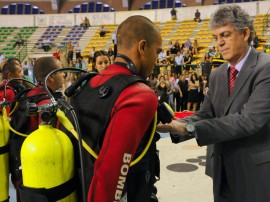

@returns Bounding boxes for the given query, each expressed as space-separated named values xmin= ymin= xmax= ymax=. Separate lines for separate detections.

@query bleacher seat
xmin=227 ymin=0 xmax=234 ymax=3
xmin=236 ymin=0 xmax=242 ymax=2
xmin=218 ymin=0 xmax=225 ymax=4
xmin=73 ymin=6 xmax=80 ymax=13
xmin=152 ymin=0 xmax=159 ymax=9
xmin=103 ymin=5 xmax=110 ymax=12
xmin=96 ymin=3 xmax=102 ymax=12
xmin=25 ymin=4 xmax=31 ymax=14
xmin=32 ymin=7 xmax=38 ymax=14
xmin=160 ymin=0 xmax=166 ymax=9
xmin=9 ymin=4 xmax=16 ymax=14
xmin=167 ymin=0 xmax=174 ymax=8
xmin=88 ymin=2 xmax=95 ymax=12
xmin=81 ymin=3 xmax=88 ymax=13
xmin=175 ymin=1 xmax=181 ymax=7
xmin=144 ymin=3 xmax=151 ymax=10
xmin=17 ymin=3 xmax=24 ymax=14
xmin=1 ymin=7 xmax=8 ymax=14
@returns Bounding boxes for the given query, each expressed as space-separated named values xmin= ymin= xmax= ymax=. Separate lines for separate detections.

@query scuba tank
xmin=20 ymin=103 xmax=77 ymax=202
xmin=0 ymin=78 xmax=35 ymax=202
xmin=0 ymin=107 xmax=10 ymax=202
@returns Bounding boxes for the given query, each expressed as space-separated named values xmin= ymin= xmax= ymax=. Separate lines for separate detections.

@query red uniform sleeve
xmin=87 ymin=82 xmax=158 ymax=202
xmin=0 ymin=89 xmax=15 ymax=116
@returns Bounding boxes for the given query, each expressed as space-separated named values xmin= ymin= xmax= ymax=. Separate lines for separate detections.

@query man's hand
xmin=156 ymin=120 xmax=187 ymax=136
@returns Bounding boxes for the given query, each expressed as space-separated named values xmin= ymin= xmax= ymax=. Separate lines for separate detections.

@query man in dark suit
xmin=157 ymin=5 xmax=270 ymax=202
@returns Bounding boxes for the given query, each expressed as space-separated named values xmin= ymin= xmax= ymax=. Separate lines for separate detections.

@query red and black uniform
xmin=70 ymin=64 xmax=159 ymax=202
xmin=0 ymin=80 xmax=18 ymax=115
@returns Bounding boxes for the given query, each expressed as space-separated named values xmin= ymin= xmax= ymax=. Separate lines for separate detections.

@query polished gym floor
xmin=9 ymin=133 xmax=213 ymax=202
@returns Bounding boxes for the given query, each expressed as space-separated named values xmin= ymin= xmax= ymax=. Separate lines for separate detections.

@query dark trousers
xmin=174 ymin=92 xmax=181 ymax=112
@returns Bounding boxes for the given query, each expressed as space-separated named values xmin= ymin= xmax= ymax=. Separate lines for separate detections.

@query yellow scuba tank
xmin=0 ymin=107 xmax=10 ymax=201
xmin=20 ymin=124 xmax=77 ymax=202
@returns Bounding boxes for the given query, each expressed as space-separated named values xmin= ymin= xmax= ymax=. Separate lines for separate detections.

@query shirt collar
xmin=227 ymin=46 xmax=251 ymax=72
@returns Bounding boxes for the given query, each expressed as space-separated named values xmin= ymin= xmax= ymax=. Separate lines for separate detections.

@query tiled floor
xmin=8 ymin=134 xmax=214 ymax=202
xmin=156 ymin=134 xmax=213 ymax=202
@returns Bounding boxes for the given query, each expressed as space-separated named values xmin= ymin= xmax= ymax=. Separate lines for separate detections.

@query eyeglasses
xmin=211 ymin=30 xmax=241 ymax=42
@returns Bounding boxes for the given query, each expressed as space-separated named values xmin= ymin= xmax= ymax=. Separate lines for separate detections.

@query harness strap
xmin=20 ymin=177 xmax=77 ymax=201
xmin=0 ymin=144 xmax=9 ymax=155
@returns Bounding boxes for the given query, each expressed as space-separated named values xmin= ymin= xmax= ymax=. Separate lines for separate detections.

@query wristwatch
xmin=186 ymin=122 xmax=195 ymax=136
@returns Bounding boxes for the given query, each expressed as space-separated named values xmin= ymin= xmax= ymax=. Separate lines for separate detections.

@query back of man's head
xmin=116 ymin=15 xmax=159 ymax=50
xmin=2 ymin=62 xmax=19 ymax=80
xmin=34 ymin=56 xmax=59 ymax=82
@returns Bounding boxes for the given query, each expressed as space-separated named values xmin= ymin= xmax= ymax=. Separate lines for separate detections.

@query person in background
xmin=170 ymin=7 xmax=177 ymax=20
xmin=156 ymin=75 xmax=169 ymax=105
xmin=82 ymin=17 xmax=90 ymax=28
xmin=74 ymin=43 xmax=82 ymax=60
xmin=111 ymin=28 xmax=117 ymax=59
xmin=75 ymin=57 xmax=83 ymax=70
xmin=42 ymin=36 xmax=51 ymax=52
xmin=187 ymin=73 xmax=199 ymax=111
xmin=99 ymin=25 xmax=106 ymax=37
xmin=107 ymin=47 xmax=114 ymax=62
xmin=177 ymin=74 xmax=188 ymax=111
xmin=192 ymin=38 xmax=199 ymax=55
xmin=175 ymin=50 xmax=184 ymax=75
xmin=67 ymin=41 xmax=74 ymax=64
xmin=194 ymin=9 xmax=201 ymax=22
xmin=13 ymin=34 xmax=24 ymax=49
xmin=92 ymin=50 xmax=110 ymax=73
xmin=88 ymin=47 xmax=96 ymax=64
xmin=157 ymin=5 xmax=270 ymax=202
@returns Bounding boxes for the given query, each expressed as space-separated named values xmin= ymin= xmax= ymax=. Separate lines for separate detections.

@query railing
xmin=15 ymin=41 xmax=68 ymax=61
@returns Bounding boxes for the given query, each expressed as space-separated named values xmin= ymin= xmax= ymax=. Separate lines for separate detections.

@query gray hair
xmin=209 ymin=5 xmax=254 ymax=44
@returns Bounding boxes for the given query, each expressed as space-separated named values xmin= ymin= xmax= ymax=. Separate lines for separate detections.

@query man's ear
xmin=7 ymin=72 xmax=13 ymax=79
xmin=138 ymin=40 xmax=147 ymax=56
xmin=243 ymin=27 xmax=250 ymax=42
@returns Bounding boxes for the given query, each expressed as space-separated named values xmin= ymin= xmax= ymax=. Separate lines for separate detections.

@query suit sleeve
xmin=195 ymin=60 xmax=270 ymax=146
xmin=87 ymin=84 xmax=158 ymax=202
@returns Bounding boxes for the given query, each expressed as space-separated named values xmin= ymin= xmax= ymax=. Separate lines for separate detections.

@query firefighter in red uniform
xmin=0 ymin=60 xmax=24 ymax=202
xmin=0 ymin=61 xmax=24 ymax=114
xmin=69 ymin=16 xmax=162 ymax=202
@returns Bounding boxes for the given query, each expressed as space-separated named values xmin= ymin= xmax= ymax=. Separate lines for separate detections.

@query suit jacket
xmin=184 ymin=47 xmax=270 ymax=202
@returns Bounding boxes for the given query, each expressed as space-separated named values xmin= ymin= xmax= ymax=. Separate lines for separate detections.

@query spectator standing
xmin=170 ymin=7 xmax=177 ymax=20
xmin=187 ymin=73 xmax=199 ymax=111
xmin=177 ymin=74 xmax=188 ymax=111
xmin=175 ymin=50 xmax=184 ymax=75
xmin=192 ymin=38 xmax=199 ymax=55
xmin=67 ymin=41 xmax=74 ymax=63
xmin=89 ymin=47 xmax=96 ymax=64
xmin=107 ymin=47 xmax=114 ymax=62
xmin=111 ymin=29 xmax=117 ymax=59
xmin=74 ymin=43 xmax=82 ymax=60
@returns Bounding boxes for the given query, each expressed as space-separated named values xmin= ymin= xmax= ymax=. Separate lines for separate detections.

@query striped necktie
xmin=229 ymin=66 xmax=238 ymax=93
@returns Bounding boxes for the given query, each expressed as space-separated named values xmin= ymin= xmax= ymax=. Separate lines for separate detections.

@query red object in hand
xmin=174 ymin=111 xmax=194 ymax=119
